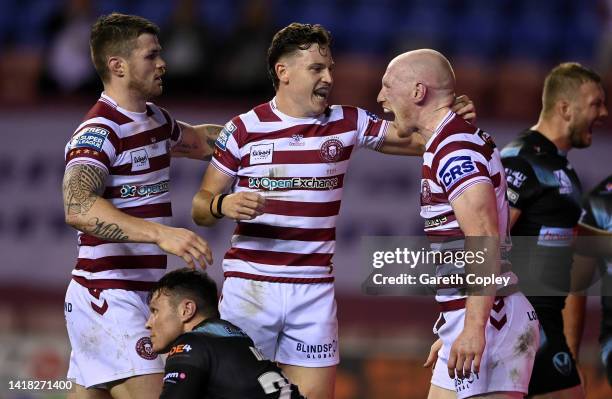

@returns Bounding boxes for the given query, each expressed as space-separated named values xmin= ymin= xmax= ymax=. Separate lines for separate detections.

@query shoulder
xmin=500 ymin=131 xmax=540 ymax=159
xmin=192 ymin=319 xmax=252 ymax=340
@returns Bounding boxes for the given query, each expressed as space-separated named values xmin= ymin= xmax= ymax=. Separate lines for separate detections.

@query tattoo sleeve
xmin=62 ymin=163 xmax=107 ymax=216
xmin=86 ymin=217 xmax=129 ymax=241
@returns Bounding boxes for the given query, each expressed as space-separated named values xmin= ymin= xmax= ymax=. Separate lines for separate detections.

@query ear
xmin=108 ymin=56 xmax=125 ymax=78
xmin=178 ymin=299 xmax=197 ymax=322
xmin=276 ymin=62 xmax=290 ymax=86
xmin=557 ymin=99 xmax=572 ymax=122
xmin=414 ymin=82 xmax=427 ymax=104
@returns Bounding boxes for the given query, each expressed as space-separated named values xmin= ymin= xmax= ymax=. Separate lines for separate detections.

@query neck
xmin=104 ymin=83 xmax=147 ymax=113
xmin=184 ymin=315 xmax=207 ymax=333
xmin=531 ymin=114 xmax=571 ymax=152
xmin=274 ymin=90 xmax=315 ymax=118
xmin=414 ymin=106 xmax=452 ymax=144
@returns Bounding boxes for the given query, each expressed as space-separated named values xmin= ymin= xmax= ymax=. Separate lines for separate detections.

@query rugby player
xmin=191 ymin=23 xmax=476 ymax=399
xmin=63 ymin=13 xmax=219 ymax=399
xmin=378 ymin=49 xmax=539 ymax=398
xmin=501 ymin=63 xmax=607 ymax=398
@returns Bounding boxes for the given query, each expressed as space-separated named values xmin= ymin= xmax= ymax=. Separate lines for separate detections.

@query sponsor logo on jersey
xmin=424 ymin=215 xmax=448 ymax=228
xmin=130 ymin=149 xmax=150 ymax=172
xmin=506 ymin=188 xmax=519 ymax=204
xmin=439 ymin=156 xmax=477 ymax=189
xmin=135 ymin=337 xmax=157 ymax=360
xmin=248 ymin=176 xmax=339 ymax=191
xmin=421 ymin=179 xmax=432 ymax=203
xmin=289 ymin=134 xmax=305 ymax=146
xmin=553 ymin=169 xmax=573 ymax=194
xmin=504 ymin=168 xmax=527 ymax=188
xmin=537 ymin=226 xmax=575 ymax=247
xmin=168 ymin=344 xmax=193 ymax=356
xmin=320 ymin=138 xmax=343 ymax=163
xmin=250 ymin=143 xmax=274 ymax=165
xmin=215 ymin=121 xmax=236 ymax=151
xmin=72 ymin=127 xmax=109 ymax=151
xmin=552 ymin=352 xmax=572 ymax=376
xmin=163 ymin=371 xmax=187 ymax=383
xmin=120 ymin=180 xmax=169 ymax=198
xmin=296 ymin=339 xmax=338 ymax=360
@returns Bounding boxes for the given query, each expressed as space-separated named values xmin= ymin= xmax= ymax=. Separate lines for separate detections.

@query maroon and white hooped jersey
xmin=64 ymin=93 xmax=182 ymax=291
xmin=420 ymin=111 xmax=515 ymax=301
xmin=212 ymin=98 xmax=389 ymax=283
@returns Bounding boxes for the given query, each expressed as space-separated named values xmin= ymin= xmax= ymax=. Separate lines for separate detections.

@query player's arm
xmin=159 ymin=337 xmax=208 ymax=399
xmin=448 ymin=182 xmax=500 ymax=379
xmin=377 ymin=95 xmax=477 ymax=156
xmin=191 ymin=167 xmax=265 ymax=226
xmin=171 ymin=122 xmax=223 ymax=161
xmin=564 ymin=206 xmax=612 ymax=361
xmin=63 ymin=163 xmax=211 ymax=268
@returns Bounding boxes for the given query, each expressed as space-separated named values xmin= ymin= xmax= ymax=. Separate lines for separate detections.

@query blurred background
xmin=0 ymin=0 xmax=611 ymax=398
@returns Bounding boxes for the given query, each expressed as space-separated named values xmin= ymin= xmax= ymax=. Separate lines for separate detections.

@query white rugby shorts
xmin=219 ymin=277 xmax=339 ymax=367
xmin=431 ymin=293 xmax=540 ymax=398
xmin=64 ymin=279 xmax=164 ymax=388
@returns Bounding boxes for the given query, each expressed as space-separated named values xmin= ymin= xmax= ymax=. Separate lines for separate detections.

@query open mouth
xmin=313 ymin=86 xmax=330 ymax=100
xmin=381 ymin=105 xmax=394 ymax=117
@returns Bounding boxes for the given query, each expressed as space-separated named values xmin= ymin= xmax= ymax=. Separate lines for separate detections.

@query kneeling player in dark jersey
xmin=146 ymin=268 xmax=304 ymax=399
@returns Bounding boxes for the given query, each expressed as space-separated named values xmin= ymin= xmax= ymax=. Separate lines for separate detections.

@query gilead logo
xmin=250 ymin=143 xmax=274 ymax=165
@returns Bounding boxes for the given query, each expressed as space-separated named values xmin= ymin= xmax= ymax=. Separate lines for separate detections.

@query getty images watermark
xmin=361 ymin=235 xmax=612 ymax=296
xmin=360 ymin=236 xmax=511 ymax=296
xmin=371 ymin=247 xmax=511 ymax=288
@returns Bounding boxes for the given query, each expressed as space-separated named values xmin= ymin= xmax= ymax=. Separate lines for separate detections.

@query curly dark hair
xmin=90 ymin=13 xmax=160 ymax=82
xmin=267 ymin=22 xmax=332 ymax=90
xmin=148 ymin=268 xmax=220 ymax=319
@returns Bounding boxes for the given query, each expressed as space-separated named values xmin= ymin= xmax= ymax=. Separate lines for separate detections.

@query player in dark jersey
xmin=145 ymin=268 xmax=304 ymax=399
xmin=575 ymin=175 xmax=612 ymax=385
xmin=500 ymin=63 xmax=608 ymax=398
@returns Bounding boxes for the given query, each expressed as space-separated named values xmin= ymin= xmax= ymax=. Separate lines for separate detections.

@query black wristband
xmin=210 ymin=195 xmax=223 ymax=219
xmin=216 ymin=194 xmax=228 ymax=217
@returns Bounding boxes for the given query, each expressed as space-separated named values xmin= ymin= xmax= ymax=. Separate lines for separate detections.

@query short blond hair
xmin=542 ymin=62 xmax=601 ymax=115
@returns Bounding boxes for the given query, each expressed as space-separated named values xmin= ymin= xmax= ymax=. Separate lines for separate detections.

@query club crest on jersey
xmin=216 ymin=121 xmax=236 ymax=151
xmin=250 ymin=143 xmax=274 ymax=165
xmin=320 ymin=138 xmax=343 ymax=163
xmin=131 ymin=149 xmax=150 ymax=171
xmin=439 ymin=155 xmax=477 ymax=189
xmin=135 ymin=337 xmax=157 ymax=360
xmin=71 ymin=127 xmax=109 ymax=151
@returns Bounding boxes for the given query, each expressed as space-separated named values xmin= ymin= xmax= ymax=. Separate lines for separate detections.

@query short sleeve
xmin=433 ymin=142 xmax=492 ymax=202
xmin=211 ymin=118 xmax=242 ymax=177
xmin=160 ymin=336 xmax=208 ymax=399
xmin=65 ymin=124 xmax=118 ymax=172
xmin=158 ymin=107 xmax=182 ymax=148
xmin=501 ymin=156 xmax=539 ymax=210
xmin=355 ymin=107 xmax=390 ymax=151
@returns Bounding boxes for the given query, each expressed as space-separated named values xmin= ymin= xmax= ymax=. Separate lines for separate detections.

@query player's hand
xmin=221 ymin=192 xmax=265 ymax=220
xmin=447 ymin=326 xmax=485 ymax=380
xmin=423 ymin=338 xmax=443 ymax=372
xmin=156 ymin=226 xmax=213 ymax=269
xmin=452 ymin=95 xmax=477 ymax=124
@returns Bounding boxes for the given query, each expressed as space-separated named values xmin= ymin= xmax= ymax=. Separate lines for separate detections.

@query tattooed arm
xmin=171 ymin=122 xmax=222 ymax=161
xmin=62 ymin=163 xmax=213 ymax=268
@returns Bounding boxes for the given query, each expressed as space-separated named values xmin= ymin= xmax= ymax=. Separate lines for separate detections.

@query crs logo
xmin=439 ymin=156 xmax=476 ymax=189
